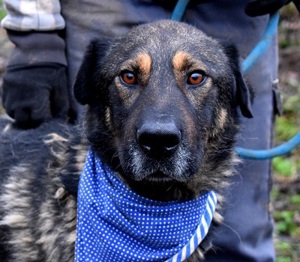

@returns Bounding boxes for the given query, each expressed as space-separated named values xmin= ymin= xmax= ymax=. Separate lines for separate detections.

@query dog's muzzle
xmin=121 ymin=114 xmax=197 ymax=182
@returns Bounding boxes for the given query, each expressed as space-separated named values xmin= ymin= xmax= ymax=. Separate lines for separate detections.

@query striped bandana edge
xmin=166 ymin=191 xmax=217 ymax=262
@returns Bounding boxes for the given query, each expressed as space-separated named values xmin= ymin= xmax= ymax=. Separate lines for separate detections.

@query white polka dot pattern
xmin=75 ymin=150 xmax=217 ymax=262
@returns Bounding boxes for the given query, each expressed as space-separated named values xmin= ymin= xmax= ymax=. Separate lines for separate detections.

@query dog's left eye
xmin=120 ymin=71 xmax=138 ymax=86
xmin=187 ymin=71 xmax=207 ymax=87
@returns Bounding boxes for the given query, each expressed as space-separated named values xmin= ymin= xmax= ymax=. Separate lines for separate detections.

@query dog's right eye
xmin=120 ymin=71 xmax=138 ymax=86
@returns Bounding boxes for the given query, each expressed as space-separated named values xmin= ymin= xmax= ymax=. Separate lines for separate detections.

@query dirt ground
xmin=0 ymin=13 xmax=300 ymax=262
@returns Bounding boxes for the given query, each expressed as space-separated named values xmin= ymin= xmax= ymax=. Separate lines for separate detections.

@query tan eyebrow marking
xmin=172 ymin=51 xmax=207 ymax=73
xmin=120 ymin=53 xmax=152 ymax=84
xmin=136 ymin=53 xmax=151 ymax=77
xmin=172 ymin=51 xmax=192 ymax=72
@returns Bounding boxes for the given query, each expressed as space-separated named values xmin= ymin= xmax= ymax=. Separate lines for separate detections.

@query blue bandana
xmin=75 ymin=150 xmax=217 ymax=262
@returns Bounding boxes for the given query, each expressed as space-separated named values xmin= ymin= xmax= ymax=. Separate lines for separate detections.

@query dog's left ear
xmin=73 ymin=39 xmax=110 ymax=105
xmin=222 ymin=43 xmax=253 ymax=118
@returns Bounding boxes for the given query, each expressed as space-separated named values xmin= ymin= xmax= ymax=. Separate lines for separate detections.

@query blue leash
xmin=171 ymin=0 xmax=190 ymax=21
xmin=171 ymin=0 xmax=300 ymax=160
xmin=235 ymin=133 xmax=300 ymax=160
xmin=241 ymin=11 xmax=280 ymax=73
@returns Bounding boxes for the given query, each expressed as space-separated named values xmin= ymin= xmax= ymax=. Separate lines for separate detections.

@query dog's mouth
xmin=117 ymin=140 xmax=202 ymax=201
xmin=121 ymin=143 xmax=197 ymax=182
xmin=124 ymin=171 xmax=195 ymax=201
xmin=143 ymin=171 xmax=174 ymax=182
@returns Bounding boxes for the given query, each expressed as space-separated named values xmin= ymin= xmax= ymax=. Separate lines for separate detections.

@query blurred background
xmin=0 ymin=1 xmax=299 ymax=261
xmin=272 ymin=5 xmax=300 ymax=262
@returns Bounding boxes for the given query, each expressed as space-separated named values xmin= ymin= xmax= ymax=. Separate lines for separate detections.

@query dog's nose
xmin=137 ymin=122 xmax=181 ymax=158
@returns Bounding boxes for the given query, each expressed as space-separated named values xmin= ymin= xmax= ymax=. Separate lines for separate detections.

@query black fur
xmin=0 ymin=20 xmax=253 ymax=261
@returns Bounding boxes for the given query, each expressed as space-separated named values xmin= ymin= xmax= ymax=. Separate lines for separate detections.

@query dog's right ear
xmin=221 ymin=43 xmax=253 ymax=118
xmin=73 ymin=39 xmax=110 ymax=105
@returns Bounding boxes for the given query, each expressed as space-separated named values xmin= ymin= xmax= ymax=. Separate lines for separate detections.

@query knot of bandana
xmin=75 ymin=150 xmax=217 ymax=262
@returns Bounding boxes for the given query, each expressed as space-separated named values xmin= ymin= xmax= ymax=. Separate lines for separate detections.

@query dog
xmin=0 ymin=20 xmax=252 ymax=261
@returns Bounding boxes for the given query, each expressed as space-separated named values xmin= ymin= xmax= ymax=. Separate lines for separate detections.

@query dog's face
xmin=74 ymin=20 xmax=252 ymax=200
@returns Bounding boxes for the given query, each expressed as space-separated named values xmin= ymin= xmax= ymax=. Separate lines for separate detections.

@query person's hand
xmin=2 ymin=64 xmax=70 ymax=128
xmin=245 ymin=0 xmax=300 ymax=16
xmin=1 ymin=30 xmax=76 ymax=128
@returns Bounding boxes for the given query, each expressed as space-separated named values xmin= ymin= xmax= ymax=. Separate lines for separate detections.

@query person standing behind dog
xmin=1 ymin=0 xmax=298 ymax=261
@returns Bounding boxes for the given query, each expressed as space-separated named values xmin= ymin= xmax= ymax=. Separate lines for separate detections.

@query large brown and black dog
xmin=0 ymin=20 xmax=252 ymax=261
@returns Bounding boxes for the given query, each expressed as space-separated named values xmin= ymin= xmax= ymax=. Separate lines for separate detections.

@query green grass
xmin=273 ymin=4 xmax=300 ymax=262
xmin=0 ymin=0 xmax=6 ymax=20
xmin=275 ymin=241 xmax=300 ymax=262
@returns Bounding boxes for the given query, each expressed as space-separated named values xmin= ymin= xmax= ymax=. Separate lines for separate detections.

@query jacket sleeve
xmin=1 ymin=0 xmax=65 ymax=31
xmin=6 ymin=30 xmax=68 ymax=66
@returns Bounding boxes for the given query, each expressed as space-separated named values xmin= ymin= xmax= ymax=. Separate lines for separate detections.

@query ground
xmin=0 ymin=4 xmax=299 ymax=262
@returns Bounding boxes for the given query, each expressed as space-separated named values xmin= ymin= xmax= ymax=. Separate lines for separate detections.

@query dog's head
xmin=74 ymin=20 xmax=252 ymax=200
